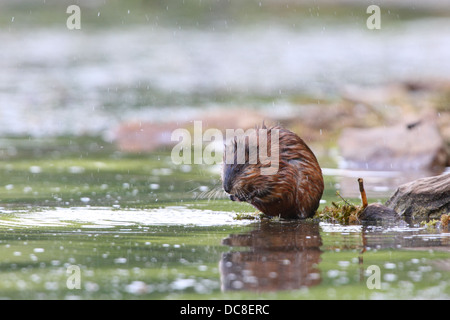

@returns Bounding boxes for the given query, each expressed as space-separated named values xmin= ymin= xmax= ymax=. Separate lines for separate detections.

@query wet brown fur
xmin=222 ymin=125 xmax=324 ymax=219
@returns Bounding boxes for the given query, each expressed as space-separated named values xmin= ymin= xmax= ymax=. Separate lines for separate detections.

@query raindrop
xmin=384 ymin=262 xmax=396 ymax=269
xmin=308 ymin=273 xmax=321 ymax=280
xmin=29 ymin=166 xmax=42 ymax=174
xmin=171 ymin=278 xmax=196 ymax=290
xmin=180 ymin=165 xmax=192 ymax=172
xmin=384 ymin=273 xmax=398 ymax=282
xmin=418 ymin=266 xmax=432 ymax=272
xmin=150 ymin=184 xmax=160 ymax=190
xmin=114 ymin=257 xmax=127 ymax=264
xmin=31 ymin=274 xmax=41 ymax=283
xmin=198 ymin=265 xmax=208 ymax=271
xmin=231 ymin=280 xmax=243 ymax=289
xmin=69 ymin=166 xmax=85 ymax=174
xmin=23 ymin=186 xmax=33 ymax=193
xmin=85 ymin=282 xmax=100 ymax=292
xmin=337 ymin=261 xmax=350 ymax=268
xmin=327 ymin=270 xmax=339 ymax=278
xmin=45 ymin=282 xmax=59 ymax=291
xmin=125 ymin=281 xmax=150 ymax=294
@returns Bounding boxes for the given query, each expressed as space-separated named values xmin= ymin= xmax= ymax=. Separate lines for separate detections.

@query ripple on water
xmin=0 ymin=206 xmax=255 ymax=228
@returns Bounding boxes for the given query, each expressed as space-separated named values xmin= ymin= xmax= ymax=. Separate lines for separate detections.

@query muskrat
xmin=222 ymin=124 xmax=324 ymax=219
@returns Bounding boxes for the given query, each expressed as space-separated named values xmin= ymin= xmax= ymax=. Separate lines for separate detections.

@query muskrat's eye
xmin=233 ymin=164 xmax=246 ymax=174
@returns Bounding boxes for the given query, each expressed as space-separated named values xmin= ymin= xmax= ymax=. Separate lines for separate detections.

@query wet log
xmin=385 ymin=173 xmax=450 ymax=220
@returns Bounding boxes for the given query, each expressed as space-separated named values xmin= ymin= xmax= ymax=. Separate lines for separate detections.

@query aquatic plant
xmin=315 ymin=178 xmax=367 ymax=225
xmin=315 ymin=193 xmax=363 ymax=225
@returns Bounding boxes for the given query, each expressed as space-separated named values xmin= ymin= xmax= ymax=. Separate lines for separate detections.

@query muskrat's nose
xmin=229 ymin=194 xmax=236 ymax=201
xmin=223 ymin=180 xmax=232 ymax=194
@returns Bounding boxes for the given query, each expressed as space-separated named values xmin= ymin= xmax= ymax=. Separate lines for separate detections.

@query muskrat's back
xmin=222 ymin=125 xmax=324 ymax=219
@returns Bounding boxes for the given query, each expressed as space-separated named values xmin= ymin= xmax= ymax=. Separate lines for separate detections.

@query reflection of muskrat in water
xmin=222 ymin=124 xmax=324 ymax=219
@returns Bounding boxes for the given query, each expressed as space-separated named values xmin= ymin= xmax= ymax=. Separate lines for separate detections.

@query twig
xmin=358 ymin=178 xmax=368 ymax=209
xmin=336 ymin=190 xmax=354 ymax=207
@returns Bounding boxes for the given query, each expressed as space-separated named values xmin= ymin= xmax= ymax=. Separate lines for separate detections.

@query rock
xmin=385 ymin=173 xmax=450 ymax=220
xmin=111 ymin=109 xmax=267 ymax=152
xmin=359 ymin=203 xmax=399 ymax=222
xmin=338 ymin=118 xmax=448 ymax=171
xmin=113 ymin=121 xmax=179 ymax=152
xmin=196 ymin=109 xmax=266 ymax=131
xmin=341 ymin=84 xmax=408 ymax=106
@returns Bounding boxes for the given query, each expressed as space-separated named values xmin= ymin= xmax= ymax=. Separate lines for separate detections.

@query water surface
xmin=0 ymin=206 xmax=448 ymax=299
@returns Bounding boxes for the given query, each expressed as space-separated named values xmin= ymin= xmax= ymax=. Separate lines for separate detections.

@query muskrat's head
xmin=222 ymin=160 xmax=268 ymax=202
xmin=222 ymin=162 xmax=252 ymax=202
xmin=221 ymin=125 xmax=279 ymax=203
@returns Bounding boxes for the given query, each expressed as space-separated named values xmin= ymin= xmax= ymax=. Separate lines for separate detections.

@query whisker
xmin=210 ymin=187 xmax=227 ymax=200
xmin=194 ymin=185 xmax=227 ymax=200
